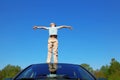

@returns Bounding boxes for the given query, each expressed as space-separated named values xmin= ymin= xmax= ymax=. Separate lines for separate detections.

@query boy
xmin=33 ymin=23 xmax=72 ymax=63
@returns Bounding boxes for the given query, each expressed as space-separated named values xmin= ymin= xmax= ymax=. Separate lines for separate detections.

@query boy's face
xmin=50 ymin=23 xmax=56 ymax=27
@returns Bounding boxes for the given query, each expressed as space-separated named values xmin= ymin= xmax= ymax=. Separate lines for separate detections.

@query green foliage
xmin=0 ymin=64 xmax=21 ymax=80
xmin=100 ymin=65 xmax=109 ymax=78
xmin=81 ymin=63 xmax=94 ymax=73
xmin=0 ymin=70 xmax=3 ymax=79
xmin=94 ymin=58 xmax=120 ymax=80
xmin=108 ymin=58 xmax=120 ymax=80
xmin=108 ymin=58 xmax=120 ymax=74
xmin=94 ymin=69 xmax=105 ymax=79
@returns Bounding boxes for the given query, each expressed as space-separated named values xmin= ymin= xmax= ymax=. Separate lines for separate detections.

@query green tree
xmin=81 ymin=63 xmax=94 ymax=73
xmin=1 ymin=64 xmax=21 ymax=80
xmin=100 ymin=65 xmax=109 ymax=78
xmin=94 ymin=65 xmax=109 ymax=79
xmin=94 ymin=69 xmax=104 ymax=79
xmin=0 ymin=70 xmax=3 ymax=80
xmin=108 ymin=58 xmax=120 ymax=80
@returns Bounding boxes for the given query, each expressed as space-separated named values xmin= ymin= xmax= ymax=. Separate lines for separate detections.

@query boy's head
xmin=50 ymin=23 xmax=56 ymax=27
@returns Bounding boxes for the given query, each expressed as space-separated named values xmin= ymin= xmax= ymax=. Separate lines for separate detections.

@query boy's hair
xmin=50 ymin=23 xmax=56 ymax=27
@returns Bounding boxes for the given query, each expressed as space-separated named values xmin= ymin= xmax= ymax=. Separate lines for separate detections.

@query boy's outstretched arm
xmin=33 ymin=26 xmax=48 ymax=30
xmin=60 ymin=25 xmax=72 ymax=30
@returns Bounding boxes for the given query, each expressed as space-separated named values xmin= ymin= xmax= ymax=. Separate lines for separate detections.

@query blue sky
xmin=0 ymin=0 xmax=120 ymax=70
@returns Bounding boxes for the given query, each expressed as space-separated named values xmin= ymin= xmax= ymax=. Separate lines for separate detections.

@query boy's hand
xmin=33 ymin=26 xmax=38 ymax=30
xmin=68 ymin=26 xmax=72 ymax=30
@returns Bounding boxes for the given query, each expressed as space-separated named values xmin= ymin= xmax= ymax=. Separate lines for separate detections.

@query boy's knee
xmin=48 ymin=50 xmax=52 ymax=53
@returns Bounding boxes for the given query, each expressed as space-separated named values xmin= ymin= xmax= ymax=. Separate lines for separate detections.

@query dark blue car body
xmin=12 ymin=63 xmax=97 ymax=80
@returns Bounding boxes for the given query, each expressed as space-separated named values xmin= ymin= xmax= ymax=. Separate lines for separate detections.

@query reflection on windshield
xmin=48 ymin=63 xmax=58 ymax=74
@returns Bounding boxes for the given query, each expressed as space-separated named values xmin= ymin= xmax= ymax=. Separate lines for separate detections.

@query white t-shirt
xmin=45 ymin=26 xmax=61 ymax=35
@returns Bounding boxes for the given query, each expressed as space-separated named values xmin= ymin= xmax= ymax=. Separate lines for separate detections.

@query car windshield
xmin=14 ymin=63 xmax=95 ymax=80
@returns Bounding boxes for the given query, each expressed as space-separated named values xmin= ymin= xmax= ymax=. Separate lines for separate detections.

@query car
xmin=97 ymin=78 xmax=107 ymax=80
xmin=11 ymin=63 xmax=97 ymax=80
